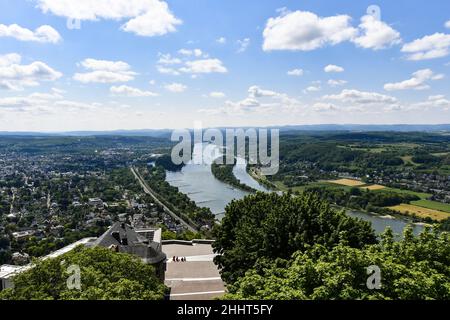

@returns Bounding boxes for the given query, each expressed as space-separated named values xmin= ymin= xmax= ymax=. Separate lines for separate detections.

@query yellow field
xmin=389 ymin=204 xmax=449 ymax=221
xmin=329 ymin=179 xmax=366 ymax=187
xmin=362 ymin=184 xmax=386 ymax=191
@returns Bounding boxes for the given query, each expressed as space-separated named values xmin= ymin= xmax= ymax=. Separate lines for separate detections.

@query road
xmin=130 ymin=167 xmax=197 ymax=233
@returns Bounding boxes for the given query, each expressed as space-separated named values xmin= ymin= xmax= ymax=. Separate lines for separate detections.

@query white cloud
xmin=0 ymin=23 xmax=61 ymax=43
xmin=328 ymin=79 xmax=347 ymax=87
xmin=36 ymin=0 xmax=181 ymax=37
xmin=178 ymin=49 xmax=203 ymax=57
xmin=209 ymin=91 xmax=226 ymax=98
xmin=312 ymin=102 xmax=338 ymax=112
xmin=203 ymin=86 xmax=304 ymax=115
xmin=216 ymin=37 xmax=226 ymax=44
xmin=157 ymin=53 xmax=182 ymax=65
xmin=156 ymin=50 xmax=227 ymax=76
xmin=384 ymin=69 xmax=444 ymax=91
xmin=402 ymin=33 xmax=450 ymax=60
xmin=0 ymin=53 xmax=62 ymax=90
xmin=0 ymin=90 xmax=103 ymax=115
xmin=287 ymin=68 xmax=304 ymax=76
xmin=446 ymin=20 xmax=450 ymax=29
xmin=180 ymin=58 xmax=227 ymax=74
xmin=0 ymin=53 xmax=21 ymax=67
xmin=110 ymin=85 xmax=158 ymax=97
xmin=73 ymin=58 xmax=137 ymax=83
xmin=304 ymin=86 xmax=321 ymax=93
xmin=324 ymin=64 xmax=344 ymax=73
xmin=323 ymin=89 xmax=399 ymax=110
xmin=407 ymin=95 xmax=450 ymax=111
xmin=164 ymin=82 xmax=187 ymax=93
xmin=237 ymin=38 xmax=250 ymax=53
xmin=156 ymin=65 xmax=180 ymax=76
xmin=352 ymin=15 xmax=401 ymax=50
xmin=263 ymin=10 xmax=357 ymax=51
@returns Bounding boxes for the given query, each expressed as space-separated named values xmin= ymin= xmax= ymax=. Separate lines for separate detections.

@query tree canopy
xmin=213 ymin=192 xmax=377 ymax=284
xmin=0 ymin=246 xmax=167 ymax=300
xmin=224 ymin=227 xmax=450 ymax=300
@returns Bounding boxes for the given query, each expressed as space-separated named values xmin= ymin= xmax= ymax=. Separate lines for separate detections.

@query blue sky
xmin=0 ymin=0 xmax=449 ymax=131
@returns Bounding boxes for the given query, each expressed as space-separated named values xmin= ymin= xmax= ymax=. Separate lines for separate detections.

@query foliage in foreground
xmin=224 ymin=227 xmax=450 ymax=300
xmin=213 ymin=192 xmax=377 ymax=284
xmin=0 ymin=247 xmax=167 ymax=300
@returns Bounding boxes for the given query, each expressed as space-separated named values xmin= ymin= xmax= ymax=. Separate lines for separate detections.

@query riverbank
xmin=211 ymin=161 xmax=256 ymax=192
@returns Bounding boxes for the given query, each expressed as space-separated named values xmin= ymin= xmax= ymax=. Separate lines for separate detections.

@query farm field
xmin=388 ymin=204 xmax=450 ymax=221
xmin=328 ymin=179 xmax=366 ymax=187
xmin=380 ymin=187 xmax=432 ymax=200
xmin=361 ymin=184 xmax=386 ymax=191
xmin=411 ymin=199 xmax=450 ymax=213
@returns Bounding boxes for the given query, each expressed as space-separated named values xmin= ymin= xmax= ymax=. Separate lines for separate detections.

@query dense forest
xmin=0 ymin=246 xmax=167 ymax=300
xmin=213 ymin=192 xmax=450 ymax=300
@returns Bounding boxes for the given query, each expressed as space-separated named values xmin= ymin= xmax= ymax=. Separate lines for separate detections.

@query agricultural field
xmin=388 ymin=204 xmax=450 ymax=221
xmin=361 ymin=184 xmax=386 ymax=191
xmin=379 ymin=187 xmax=432 ymax=200
xmin=328 ymin=179 xmax=366 ymax=187
xmin=411 ymin=199 xmax=450 ymax=213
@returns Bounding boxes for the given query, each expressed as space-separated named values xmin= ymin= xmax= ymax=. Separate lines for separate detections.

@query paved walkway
xmin=163 ymin=244 xmax=225 ymax=300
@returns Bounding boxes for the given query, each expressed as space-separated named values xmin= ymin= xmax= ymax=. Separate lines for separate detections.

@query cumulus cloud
xmin=0 ymin=23 xmax=61 ymax=43
xmin=262 ymin=9 xmax=402 ymax=52
xmin=36 ymin=0 xmax=181 ymax=37
xmin=402 ymin=33 xmax=450 ymax=60
xmin=324 ymin=64 xmax=344 ymax=73
xmin=179 ymin=59 xmax=227 ymax=74
xmin=209 ymin=91 xmax=226 ymax=98
xmin=156 ymin=50 xmax=227 ymax=76
xmin=73 ymin=58 xmax=137 ymax=83
xmin=157 ymin=53 xmax=182 ymax=65
xmin=178 ymin=49 xmax=203 ymax=57
xmin=0 ymin=53 xmax=62 ymax=90
xmin=323 ymin=89 xmax=399 ymax=111
xmin=110 ymin=85 xmax=158 ymax=97
xmin=204 ymin=85 xmax=304 ymax=115
xmin=287 ymin=68 xmax=304 ymax=76
xmin=304 ymin=86 xmax=321 ymax=93
xmin=328 ymin=79 xmax=347 ymax=87
xmin=352 ymin=15 xmax=401 ymax=50
xmin=263 ymin=10 xmax=357 ymax=51
xmin=384 ymin=69 xmax=444 ymax=91
xmin=164 ymin=82 xmax=187 ymax=93
xmin=312 ymin=102 xmax=338 ymax=113
xmin=446 ymin=20 xmax=450 ymax=29
xmin=407 ymin=95 xmax=450 ymax=111
xmin=0 ymin=90 xmax=102 ymax=114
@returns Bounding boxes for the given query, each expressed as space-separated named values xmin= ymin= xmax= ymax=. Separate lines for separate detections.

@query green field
xmin=274 ymin=181 xmax=356 ymax=193
xmin=411 ymin=199 xmax=450 ymax=213
xmin=379 ymin=187 xmax=431 ymax=200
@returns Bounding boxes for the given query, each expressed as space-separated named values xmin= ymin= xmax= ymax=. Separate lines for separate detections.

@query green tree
xmin=213 ymin=192 xmax=377 ymax=284
xmin=224 ymin=227 xmax=450 ymax=300
xmin=0 ymin=246 xmax=167 ymax=300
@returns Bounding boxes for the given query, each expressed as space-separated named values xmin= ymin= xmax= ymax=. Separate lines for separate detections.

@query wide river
xmin=166 ymin=143 xmax=425 ymax=236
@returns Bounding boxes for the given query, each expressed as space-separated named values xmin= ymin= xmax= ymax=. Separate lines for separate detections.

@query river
xmin=165 ymin=143 xmax=425 ymax=236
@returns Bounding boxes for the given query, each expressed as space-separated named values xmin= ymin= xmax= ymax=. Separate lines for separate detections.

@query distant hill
xmin=1 ymin=124 xmax=450 ymax=137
